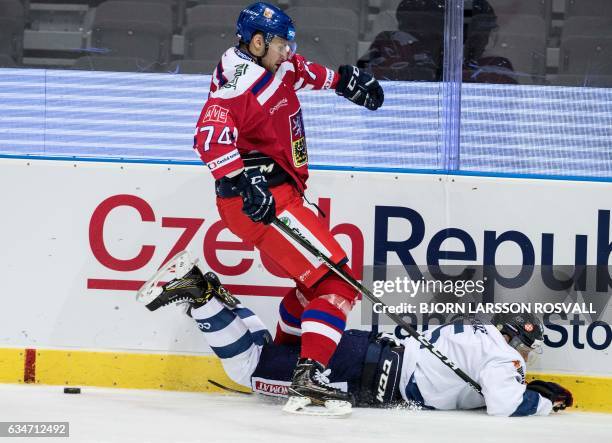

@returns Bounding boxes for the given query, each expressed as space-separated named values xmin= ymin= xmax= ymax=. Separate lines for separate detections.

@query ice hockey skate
xmin=282 ymin=358 xmax=353 ymax=417
xmin=136 ymin=251 xmax=239 ymax=311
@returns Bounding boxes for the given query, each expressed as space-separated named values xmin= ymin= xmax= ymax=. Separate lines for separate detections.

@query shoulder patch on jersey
xmin=210 ymin=49 xmax=265 ymax=99
xmin=202 ymin=105 xmax=229 ymax=124
xmin=222 ymin=63 xmax=249 ymax=90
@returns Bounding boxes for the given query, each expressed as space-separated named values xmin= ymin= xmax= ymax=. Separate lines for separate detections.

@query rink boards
xmin=0 ymin=157 xmax=610 ymax=411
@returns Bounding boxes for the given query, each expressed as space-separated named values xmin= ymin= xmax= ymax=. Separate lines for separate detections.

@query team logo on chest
xmin=289 ymin=109 xmax=307 ymax=167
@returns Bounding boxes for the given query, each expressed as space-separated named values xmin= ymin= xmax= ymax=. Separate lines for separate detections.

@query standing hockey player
xmin=191 ymin=3 xmax=384 ymax=406
xmin=137 ymin=256 xmax=573 ymax=417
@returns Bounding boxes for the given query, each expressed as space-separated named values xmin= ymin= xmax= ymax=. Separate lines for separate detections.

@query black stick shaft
xmin=272 ymin=217 xmax=483 ymax=395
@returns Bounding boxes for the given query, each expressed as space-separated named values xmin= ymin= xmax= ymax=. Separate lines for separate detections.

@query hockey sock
xmin=274 ymin=287 xmax=309 ymax=345
xmin=299 ymin=273 xmax=358 ymax=366
xmin=300 ymin=297 xmax=347 ymax=367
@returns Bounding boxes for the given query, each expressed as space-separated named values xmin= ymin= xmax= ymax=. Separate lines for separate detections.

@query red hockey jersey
xmin=193 ymin=47 xmax=338 ymax=192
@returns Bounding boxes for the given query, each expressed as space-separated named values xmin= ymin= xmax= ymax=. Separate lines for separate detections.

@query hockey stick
xmin=271 ymin=217 xmax=483 ymax=395
xmin=208 ymin=379 xmax=253 ymax=395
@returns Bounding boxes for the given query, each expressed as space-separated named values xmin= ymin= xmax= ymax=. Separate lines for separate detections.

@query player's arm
xmin=289 ymin=54 xmax=384 ymax=110
xmin=479 ymin=362 xmax=554 ymax=417
xmin=524 ymin=380 xmax=573 ymax=412
xmin=334 ymin=65 xmax=384 ymax=111
xmin=194 ymin=107 xmax=243 ymax=179
xmin=288 ymin=53 xmax=338 ymax=92
xmin=194 ymin=106 xmax=275 ymax=225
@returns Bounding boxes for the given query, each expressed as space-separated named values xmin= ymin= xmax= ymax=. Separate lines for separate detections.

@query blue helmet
xmin=236 ymin=2 xmax=296 ymax=45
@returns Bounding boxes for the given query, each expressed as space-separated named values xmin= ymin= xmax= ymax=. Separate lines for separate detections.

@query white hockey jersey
xmin=399 ymin=320 xmax=553 ymax=416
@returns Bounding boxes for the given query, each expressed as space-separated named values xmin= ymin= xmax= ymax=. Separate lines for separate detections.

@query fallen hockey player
xmin=137 ymin=252 xmax=573 ymax=417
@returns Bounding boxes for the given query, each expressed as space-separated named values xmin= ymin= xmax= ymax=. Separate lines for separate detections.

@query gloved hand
xmin=335 ymin=65 xmax=384 ymax=111
xmin=526 ymin=380 xmax=573 ymax=411
xmin=231 ymin=168 xmax=276 ymax=225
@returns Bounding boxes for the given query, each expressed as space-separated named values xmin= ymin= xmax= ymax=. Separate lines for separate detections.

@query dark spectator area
xmin=1 ymin=0 xmax=611 ymax=87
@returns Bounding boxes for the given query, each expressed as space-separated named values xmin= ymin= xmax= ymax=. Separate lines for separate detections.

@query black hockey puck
xmin=63 ymin=387 xmax=81 ymax=394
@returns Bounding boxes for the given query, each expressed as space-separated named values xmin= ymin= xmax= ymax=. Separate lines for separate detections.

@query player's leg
xmin=299 ymin=272 xmax=357 ymax=366
xmin=251 ymin=329 xmax=370 ymax=400
xmin=250 ymin=329 xmax=405 ymax=407
xmin=218 ymin=183 xmax=360 ymax=364
xmin=137 ymin=254 xmax=271 ymax=388
xmin=191 ymin=297 xmax=271 ymax=387
xmin=218 ymin=183 xmax=360 ymax=403
xmin=274 ymin=286 xmax=308 ymax=346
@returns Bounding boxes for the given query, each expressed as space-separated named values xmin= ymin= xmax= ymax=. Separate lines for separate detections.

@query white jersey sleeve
xmin=399 ymin=320 xmax=554 ymax=417
xmin=480 ymin=358 xmax=553 ymax=416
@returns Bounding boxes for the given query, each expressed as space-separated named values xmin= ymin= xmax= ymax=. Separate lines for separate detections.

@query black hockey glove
xmin=335 ymin=65 xmax=384 ymax=111
xmin=231 ymin=169 xmax=276 ymax=225
xmin=526 ymin=380 xmax=573 ymax=411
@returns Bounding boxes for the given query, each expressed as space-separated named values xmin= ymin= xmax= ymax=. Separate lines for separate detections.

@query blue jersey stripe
xmin=511 ymin=389 xmax=540 ymax=416
xmin=301 ymin=309 xmax=346 ymax=331
xmin=251 ymin=329 xmax=273 ymax=346
xmin=233 ymin=307 xmax=255 ymax=320
xmin=404 ymin=375 xmax=435 ymax=410
xmin=216 ymin=61 xmax=227 ymax=87
xmin=195 ymin=308 xmax=236 ymax=332
xmin=210 ymin=331 xmax=253 ymax=359
xmin=279 ymin=303 xmax=301 ymax=327
xmin=251 ymin=71 xmax=273 ymax=96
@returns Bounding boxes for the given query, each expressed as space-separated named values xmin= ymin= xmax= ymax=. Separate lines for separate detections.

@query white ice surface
xmin=1 ymin=384 xmax=610 ymax=443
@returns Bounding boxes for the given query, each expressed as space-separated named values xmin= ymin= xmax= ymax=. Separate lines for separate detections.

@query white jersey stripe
xmin=293 ymin=78 xmax=305 ymax=90
xmin=190 ymin=298 xmax=225 ymax=320
xmin=199 ymin=317 xmax=249 ymax=348
xmin=257 ymin=76 xmax=283 ymax=106
xmin=277 ymin=61 xmax=295 ymax=77
xmin=278 ymin=318 xmax=302 ymax=336
xmin=301 ymin=320 xmax=342 ymax=344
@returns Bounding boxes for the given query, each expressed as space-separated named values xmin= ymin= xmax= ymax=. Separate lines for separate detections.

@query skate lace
xmin=313 ymin=368 xmax=332 ymax=385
